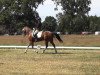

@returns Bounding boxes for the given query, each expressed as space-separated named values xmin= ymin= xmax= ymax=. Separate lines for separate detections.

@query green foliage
xmin=53 ymin=0 xmax=91 ymax=34
xmin=0 ymin=0 xmax=44 ymax=34
xmin=89 ymin=16 xmax=100 ymax=32
xmin=0 ymin=0 xmax=100 ymax=35
xmin=42 ymin=16 xmax=57 ymax=31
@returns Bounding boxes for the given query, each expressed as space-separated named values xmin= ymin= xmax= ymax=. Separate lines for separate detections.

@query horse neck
xmin=26 ymin=28 xmax=32 ymax=35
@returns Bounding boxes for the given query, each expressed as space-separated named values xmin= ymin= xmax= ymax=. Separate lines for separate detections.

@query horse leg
xmin=43 ymin=41 xmax=48 ymax=53
xmin=32 ymin=42 xmax=38 ymax=53
xmin=50 ymin=41 xmax=57 ymax=53
xmin=25 ymin=42 xmax=31 ymax=53
xmin=31 ymin=42 xmax=34 ymax=49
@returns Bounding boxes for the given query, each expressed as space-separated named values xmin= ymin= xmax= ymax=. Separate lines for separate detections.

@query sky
xmin=37 ymin=0 xmax=100 ymax=21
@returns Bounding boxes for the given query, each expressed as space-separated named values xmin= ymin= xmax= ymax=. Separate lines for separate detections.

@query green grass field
xmin=0 ymin=49 xmax=100 ymax=75
xmin=0 ymin=35 xmax=100 ymax=75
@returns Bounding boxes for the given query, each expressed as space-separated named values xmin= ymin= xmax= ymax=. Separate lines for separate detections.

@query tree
xmin=42 ymin=16 xmax=57 ymax=32
xmin=53 ymin=0 xmax=91 ymax=34
xmin=89 ymin=16 xmax=100 ymax=32
xmin=0 ymin=0 xmax=44 ymax=34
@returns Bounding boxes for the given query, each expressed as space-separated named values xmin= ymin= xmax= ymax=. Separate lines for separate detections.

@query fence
xmin=0 ymin=46 xmax=100 ymax=50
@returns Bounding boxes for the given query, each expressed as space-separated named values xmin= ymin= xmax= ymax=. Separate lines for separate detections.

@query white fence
xmin=0 ymin=46 xmax=100 ymax=50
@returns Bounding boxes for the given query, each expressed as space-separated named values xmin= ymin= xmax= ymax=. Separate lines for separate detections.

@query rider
xmin=33 ymin=11 xmax=42 ymax=41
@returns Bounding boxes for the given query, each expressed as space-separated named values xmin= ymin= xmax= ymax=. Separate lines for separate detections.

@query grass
xmin=0 ymin=35 xmax=100 ymax=46
xmin=0 ymin=35 xmax=100 ymax=75
xmin=0 ymin=49 xmax=100 ymax=75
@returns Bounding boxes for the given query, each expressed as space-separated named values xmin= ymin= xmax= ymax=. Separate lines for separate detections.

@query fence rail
xmin=0 ymin=46 xmax=100 ymax=50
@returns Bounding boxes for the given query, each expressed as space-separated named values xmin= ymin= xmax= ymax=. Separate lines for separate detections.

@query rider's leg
xmin=34 ymin=30 xmax=38 ymax=41
xmin=34 ymin=33 xmax=37 ymax=41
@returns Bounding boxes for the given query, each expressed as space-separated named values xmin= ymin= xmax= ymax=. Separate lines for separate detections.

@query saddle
xmin=37 ymin=31 xmax=43 ymax=38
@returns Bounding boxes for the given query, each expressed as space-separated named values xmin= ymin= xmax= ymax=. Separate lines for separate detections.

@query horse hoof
xmin=36 ymin=51 xmax=38 ymax=53
xmin=42 ymin=51 xmax=45 ymax=53
xmin=42 ymin=50 xmax=45 ymax=53
xmin=55 ymin=51 xmax=57 ymax=54
xmin=24 ymin=52 xmax=27 ymax=54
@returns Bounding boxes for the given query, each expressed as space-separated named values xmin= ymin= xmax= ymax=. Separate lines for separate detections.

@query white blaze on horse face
xmin=22 ymin=29 xmax=25 ymax=34
xmin=22 ymin=29 xmax=25 ymax=31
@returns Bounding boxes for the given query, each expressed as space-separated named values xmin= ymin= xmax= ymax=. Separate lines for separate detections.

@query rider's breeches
xmin=34 ymin=30 xmax=38 ymax=35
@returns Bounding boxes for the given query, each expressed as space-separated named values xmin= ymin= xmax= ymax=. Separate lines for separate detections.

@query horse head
xmin=22 ymin=26 xmax=32 ymax=36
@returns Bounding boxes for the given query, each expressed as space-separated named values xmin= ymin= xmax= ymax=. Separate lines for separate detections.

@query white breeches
xmin=34 ymin=30 xmax=38 ymax=35
xmin=32 ymin=29 xmax=39 ymax=36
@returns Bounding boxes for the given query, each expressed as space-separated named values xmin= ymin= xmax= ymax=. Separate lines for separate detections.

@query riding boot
xmin=35 ymin=37 xmax=37 ymax=42
xmin=34 ymin=34 xmax=37 ymax=42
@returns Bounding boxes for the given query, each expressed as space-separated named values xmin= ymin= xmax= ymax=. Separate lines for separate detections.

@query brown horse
xmin=22 ymin=26 xmax=63 ymax=53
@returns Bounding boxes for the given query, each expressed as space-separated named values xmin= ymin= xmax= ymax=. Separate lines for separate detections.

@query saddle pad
xmin=37 ymin=31 xmax=43 ymax=38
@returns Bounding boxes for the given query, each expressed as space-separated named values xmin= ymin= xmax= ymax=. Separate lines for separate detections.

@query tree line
xmin=0 ymin=0 xmax=100 ymax=35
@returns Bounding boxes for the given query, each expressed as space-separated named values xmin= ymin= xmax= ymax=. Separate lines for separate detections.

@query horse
xmin=22 ymin=26 xmax=63 ymax=53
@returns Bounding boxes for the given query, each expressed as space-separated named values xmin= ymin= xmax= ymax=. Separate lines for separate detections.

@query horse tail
xmin=53 ymin=33 xmax=63 ymax=43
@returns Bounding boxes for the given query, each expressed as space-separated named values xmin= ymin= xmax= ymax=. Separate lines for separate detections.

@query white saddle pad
xmin=37 ymin=31 xmax=43 ymax=38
